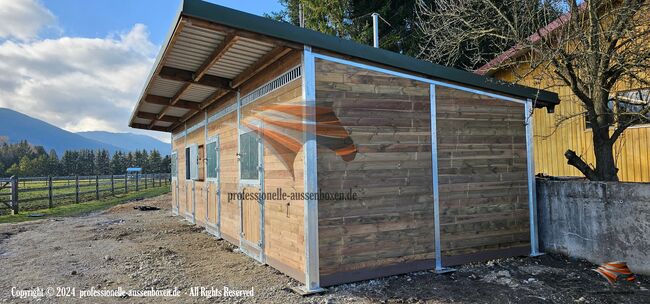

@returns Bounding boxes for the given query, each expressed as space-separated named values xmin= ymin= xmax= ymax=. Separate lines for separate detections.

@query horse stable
xmin=128 ymin=0 xmax=560 ymax=292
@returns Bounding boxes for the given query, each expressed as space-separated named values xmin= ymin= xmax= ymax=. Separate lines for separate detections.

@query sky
xmin=0 ymin=0 xmax=284 ymax=143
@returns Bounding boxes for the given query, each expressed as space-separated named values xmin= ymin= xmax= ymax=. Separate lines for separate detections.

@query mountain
xmin=0 ymin=108 xmax=122 ymax=154
xmin=77 ymin=131 xmax=170 ymax=154
xmin=0 ymin=108 xmax=169 ymax=155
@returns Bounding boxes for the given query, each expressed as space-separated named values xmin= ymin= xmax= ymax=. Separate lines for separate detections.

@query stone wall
xmin=537 ymin=179 xmax=650 ymax=274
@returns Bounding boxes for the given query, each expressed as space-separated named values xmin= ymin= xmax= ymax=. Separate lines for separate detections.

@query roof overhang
xmin=129 ymin=0 xmax=560 ymax=133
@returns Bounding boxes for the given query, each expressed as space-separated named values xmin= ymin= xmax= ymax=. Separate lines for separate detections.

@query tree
xmin=148 ymin=150 xmax=163 ymax=173
xmin=95 ymin=150 xmax=111 ymax=175
xmin=47 ymin=149 xmax=60 ymax=176
xmin=417 ymin=0 xmax=650 ymax=181
xmin=161 ymin=155 xmax=171 ymax=173
xmin=269 ymin=0 xmax=422 ymax=55
xmin=61 ymin=151 xmax=80 ymax=175
xmin=415 ymin=0 xmax=562 ymax=71
xmin=110 ymin=151 xmax=127 ymax=174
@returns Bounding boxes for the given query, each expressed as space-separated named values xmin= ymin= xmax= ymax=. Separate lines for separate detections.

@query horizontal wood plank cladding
xmin=435 ymin=86 xmax=530 ymax=257
xmin=315 ymin=59 xmax=434 ymax=277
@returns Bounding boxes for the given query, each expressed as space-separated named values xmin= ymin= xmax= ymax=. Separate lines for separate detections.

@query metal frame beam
xmin=302 ymin=46 xmax=322 ymax=292
xmin=526 ymin=99 xmax=543 ymax=256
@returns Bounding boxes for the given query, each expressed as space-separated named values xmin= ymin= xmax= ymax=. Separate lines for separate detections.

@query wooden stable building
xmin=129 ymin=0 xmax=560 ymax=292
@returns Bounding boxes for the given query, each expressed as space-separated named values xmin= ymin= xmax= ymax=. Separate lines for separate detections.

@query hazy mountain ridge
xmin=0 ymin=108 xmax=169 ymax=155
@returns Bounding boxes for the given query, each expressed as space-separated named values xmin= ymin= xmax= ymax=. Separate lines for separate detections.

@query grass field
xmin=0 ymin=174 xmax=170 ymax=215
xmin=0 ymin=186 xmax=170 ymax=224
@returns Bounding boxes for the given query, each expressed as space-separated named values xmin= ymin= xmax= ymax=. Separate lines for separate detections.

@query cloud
xmin=0 ymin=23 xmax=168 ymax=142
xmin=0 ymin=0 xmax=57 ymax=41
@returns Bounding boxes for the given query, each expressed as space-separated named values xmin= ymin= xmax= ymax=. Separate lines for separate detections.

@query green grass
xmin=0 ymin=186 xmax=170 ymax=224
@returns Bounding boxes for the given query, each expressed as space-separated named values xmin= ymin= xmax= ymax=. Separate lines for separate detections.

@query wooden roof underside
xmin=129 ymin=17 xmax=299 ymax=132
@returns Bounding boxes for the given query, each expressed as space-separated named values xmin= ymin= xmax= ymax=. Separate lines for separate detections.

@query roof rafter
xmin=195 ymin=33 xmax=239 ymax=81
xmin=230 ymin=47 xmax=293 ymax=88
xmin=136 ymin=111 xmax=180 ymax=123
xmin=144 ymin=94 xmax=200 ymax=110
xmin=159 ymin=66 xmax=230 ymax=89
xmin=166 ymin=48 xmax=293 ymax=132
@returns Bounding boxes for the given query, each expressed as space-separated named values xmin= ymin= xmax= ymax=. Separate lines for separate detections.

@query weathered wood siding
xmin=315 ymin=59 xmax=435 ymax=279
xmin=435 ymin=86 xmax=530 ymax=257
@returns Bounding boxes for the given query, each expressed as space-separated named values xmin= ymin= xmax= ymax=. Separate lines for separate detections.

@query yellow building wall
xmin=493 ymin=69 xmax=650 ymax=182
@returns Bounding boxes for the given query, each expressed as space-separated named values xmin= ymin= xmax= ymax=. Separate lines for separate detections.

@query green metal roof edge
xmin=180 ymin=0 xmax=559 ymax=105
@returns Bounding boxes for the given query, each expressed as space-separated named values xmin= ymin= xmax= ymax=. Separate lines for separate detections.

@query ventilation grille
xmin=208 ymin=102 xmax=238 ymax=124
xmin=241 ymin=65 xmax=302 ymax=106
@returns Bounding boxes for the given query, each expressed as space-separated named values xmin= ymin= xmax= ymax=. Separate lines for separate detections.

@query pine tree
xmin=148 ymin=150 xmax=162 ymax=172
xmin=161 ymin=155 xmax=171 ymax=173
xmin=95 ymin=150 xmax=111 ymax=175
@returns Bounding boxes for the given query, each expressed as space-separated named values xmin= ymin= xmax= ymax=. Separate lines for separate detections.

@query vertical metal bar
xmin=144 ymin=173 xmax=148 ymax=190
xmin=48 ymin=176 xmax=53 ymax=208
xmin=10 ymin=176 xmax=18 ymax=215
xmin=124 ymin=174 xmax=128 ymax=193
xmin=526 ymin=99 xmax=541 ymax=256
xmin=192 ymin=180 xmax=196 ymax=224
xmin=429 ymin=84 xmax=445 ymax=271
xmin=135 ymin=172 xmax=139 ymax=192
xmin=237 ymin=90 xmax=243 ymax=246
xmin=258 ymin=121 xmax=265 ymax=258
xmin=205 ymin=111 xmax=209 ymax=225
xmin=95 ymin=175 xmax=99 ymax=200
xmin=302 ymin=46 xmax=321 ymax=291
xmin=75 ymin=175 xmax=80 ymax=203
xmin=217 ymin=137 xmax=221 ymax=232
xmin=111 ymin=175 xmax=114 ymax=195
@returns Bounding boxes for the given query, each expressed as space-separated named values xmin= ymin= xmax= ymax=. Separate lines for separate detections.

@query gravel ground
xmin=0 ymin=193 xmax=647 ymax=303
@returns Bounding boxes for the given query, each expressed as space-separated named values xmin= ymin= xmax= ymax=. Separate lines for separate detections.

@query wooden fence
xmin=0 ymin=173 xmax=170 ymax=215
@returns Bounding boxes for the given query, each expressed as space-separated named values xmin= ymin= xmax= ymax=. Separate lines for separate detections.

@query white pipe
xmin=372 ymin=13 xmax=379 ymax=48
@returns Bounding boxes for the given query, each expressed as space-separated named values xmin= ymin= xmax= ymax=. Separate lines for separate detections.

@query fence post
xmin=144 ymin=173 xmax=148 ymax=190
xmin=75 ymin=175 xmax=80 ymax=203
xmin=124 ymin=174 xmax=128 ymax=193
xmin=135 ymin=172 xmax=139 ymax=192
xmin=95 ymin=175 xmax=100 ymax=200
xmin=10 ymin=176 xmax=18 ymax=215
xmin=48 ymin=176 xmax=53 ymax=208
xmin=111 ymin=175 xmax=114 ymax=195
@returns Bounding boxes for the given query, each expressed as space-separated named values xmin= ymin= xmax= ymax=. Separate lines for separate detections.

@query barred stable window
xmin=240 ymin=131 xmax=259 ymax=181
xmin=171 ymin=152 xmax=177 ymax=178
xmin=206 ymin=137 xmax=219 ymax=180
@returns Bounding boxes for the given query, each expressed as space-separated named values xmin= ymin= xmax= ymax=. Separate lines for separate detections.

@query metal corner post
xmin=430 ymin=84 xmax=454 ymax=274
xmin=525 ymin=99 xmax=542 ymax=256
xmin=302 ymin=46 xmax=322 ymax=292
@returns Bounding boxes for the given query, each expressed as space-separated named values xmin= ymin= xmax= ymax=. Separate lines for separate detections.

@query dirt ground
xmin=1 ymin=194 xmax=648 ymax=303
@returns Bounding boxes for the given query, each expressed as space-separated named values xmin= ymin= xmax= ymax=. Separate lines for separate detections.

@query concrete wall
xmin=537 ymin=179 xmax=650 ymax=274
